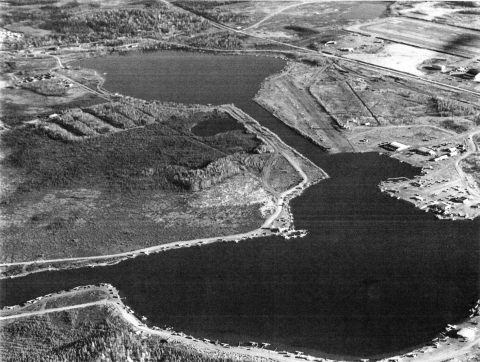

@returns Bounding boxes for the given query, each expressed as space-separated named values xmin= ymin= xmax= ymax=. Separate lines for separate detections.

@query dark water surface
xmin=2 ymin=52 xmax=479 ymax=359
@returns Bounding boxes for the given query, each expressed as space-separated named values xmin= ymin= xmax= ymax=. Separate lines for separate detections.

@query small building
xmin=457 ymin=327 xmax=475 ymax=341
xmin=430 ymin=202 xmax=451 ymax=214
xmin=416 ymin=147 xmax=436 ymax=156
xmin=424 ymin=64 xmax=447 ymax=72
xmin=433 ymin=155 xmax=449 ymax=162
xmin=383 ymin=142 xmax=410 ymax=152
xmin=466 ymin=68 xmax=480 ymax=77
xmin=451 ymin=195 xmax=468 ymax=203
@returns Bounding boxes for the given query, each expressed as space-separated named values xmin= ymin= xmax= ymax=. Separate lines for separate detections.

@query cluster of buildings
xmin=382 ymin=141 xmax=466 ymax=162
xmin=430 ymin=145 xmax=465 ymax=161
xmin=19 ymin=72 xmax=55 ymax=84
xmin=423 ymin=61 xmax=480 ymax=82
xmin=18 ymin=72 xmax=74 ymax=89
xmin=450 ymin=67 xmax=480 ymax=82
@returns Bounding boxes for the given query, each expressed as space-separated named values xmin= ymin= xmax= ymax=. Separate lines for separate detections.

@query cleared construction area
xmin=255 ymin=62 xmax=355 ymax=153
xmin=348 ymin=17 xmax=480 ymax=58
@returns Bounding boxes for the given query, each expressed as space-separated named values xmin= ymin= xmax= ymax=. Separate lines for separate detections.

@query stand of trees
xmin=4 ymin=6 xmax=211 ymax=49
xmin=185 ymin=31 xmax=247 ymax=50
xmin=173 ymin=1 xmax=249 ymax=25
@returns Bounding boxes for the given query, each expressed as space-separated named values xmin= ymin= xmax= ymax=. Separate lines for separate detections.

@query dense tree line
xmin=2 ymin=104 xmax=260 ymax=193
xmin=41 ymin=8 xmax=210 ymax=42
xmin=432 ymin=96 xmax=480 ymax=120
xmin=4 ymin=6 xmax=211 ymax=49
xmin=173 ymin=1 xmax=249 ymax=25
xmin=185 ymin=31 xmax=247 ymax=50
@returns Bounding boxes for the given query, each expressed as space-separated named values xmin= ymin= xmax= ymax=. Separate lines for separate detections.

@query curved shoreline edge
xmin=2 ymin=284 xmax=479 ymax=362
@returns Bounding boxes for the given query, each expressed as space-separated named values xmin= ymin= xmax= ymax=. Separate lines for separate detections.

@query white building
xmin=433 ymin=155 xmax=449 ymax=162
xmin=457 ymin=327 xmax=475 ymax=341
xmin=383 ymin=142 xmax=410 ymax=152
xmin=416 ymin=147 xmax=436 ymax=156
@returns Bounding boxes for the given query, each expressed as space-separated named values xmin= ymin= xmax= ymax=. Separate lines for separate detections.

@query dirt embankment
xmin=171 ymin=155 xmax=243 ymax=191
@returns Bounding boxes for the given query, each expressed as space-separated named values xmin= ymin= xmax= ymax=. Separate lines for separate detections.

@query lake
xmin=2 ymin=51 xmax=478 ymax=359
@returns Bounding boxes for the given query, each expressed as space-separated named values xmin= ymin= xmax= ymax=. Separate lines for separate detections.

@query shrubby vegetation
xmin=440 ymin=119 xmax=470 ymax=133
xmin=20 ymin=80 xmax=67 ymax=97
xmin=42 ymin=7 xmax=209 ymax=42
xmin=4 ymin=5 xmax=211 ymax=49
xmin=173 ymin=1 xmax=249 ymax=25
xmin=284 ymin=25 xmax=319 ymax=36
xmin=432 ymin=96 xmax=479 ymax=118
xmin=185 ymin=31 xmax=247 ymax=49
xmin=172 ymin=155 xmax=242 ymax=191
xmin=2 ymin=106 xmax=261 ymax=193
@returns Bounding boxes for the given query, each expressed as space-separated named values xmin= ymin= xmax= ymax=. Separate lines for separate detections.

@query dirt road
xmin=221 ymin=105 xmax=315 ymax=227
xmin=455 ymin=130 xmax=480 ymax=198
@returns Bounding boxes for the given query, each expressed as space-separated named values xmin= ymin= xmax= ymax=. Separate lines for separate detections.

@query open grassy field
xmin=1 ymin=53 xmax=106 ymax=127
xmin=241 ymin=1 xmax=387 ymax=48
xmin=348 ymin=17 xmax=480 ymax=58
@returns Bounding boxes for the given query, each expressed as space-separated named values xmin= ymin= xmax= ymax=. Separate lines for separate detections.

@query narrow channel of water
xmin=2 ymin=51 xmax=478 ymax=359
